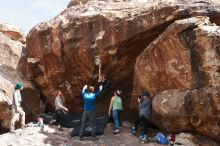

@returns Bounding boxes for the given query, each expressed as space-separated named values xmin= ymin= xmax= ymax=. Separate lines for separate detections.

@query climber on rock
xmin=79 ymin=84 xmax=103 ymax=141
xmin=54 ymin=90 xmax=68 ymax=131
xmin=97 ymin=64 xmax=112 ymax=93
xmin=131 ymin=91 xmax=152 ymax=143
xmin=10 ymin=83 xmax=25 ymax=133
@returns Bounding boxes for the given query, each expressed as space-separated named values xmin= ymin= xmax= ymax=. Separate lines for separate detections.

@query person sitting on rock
xmin=10 ymin=83 xmax=25 ymax=133
xmin=79 ymin=84 xmax=103 ymax=141
xmin=54 ymin=90 xmax=68 ymax=130
xmin=108 ymin=89 xmax=123 ymax=134
xmin=131 ymin=91 xmax=152 ymax=142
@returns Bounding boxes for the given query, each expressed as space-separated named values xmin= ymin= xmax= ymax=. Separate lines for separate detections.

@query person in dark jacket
xmin=79 ymin=84 xmax=103 ymax=141
xmin=131 ymin=91 xmax=152 ymax=142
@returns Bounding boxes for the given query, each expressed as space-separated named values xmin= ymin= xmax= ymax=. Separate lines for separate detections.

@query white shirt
xmin=13 ymin=90 xmax=22 ymax=106
xmin=55 ymin=96 xmax=63 ymax=110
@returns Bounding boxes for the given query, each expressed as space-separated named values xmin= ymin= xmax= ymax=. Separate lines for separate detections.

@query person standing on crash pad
xmin=79 ymin=84 xmax=103 ymax=141
xmin=54 ymin=90 xmax=68 ymax=130
xmin=10 ymin=82 xmax=25 ymax=133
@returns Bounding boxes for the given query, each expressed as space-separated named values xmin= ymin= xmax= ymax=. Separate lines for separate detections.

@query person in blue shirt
xmin=79 ymin=84 xmax=103 ymax=141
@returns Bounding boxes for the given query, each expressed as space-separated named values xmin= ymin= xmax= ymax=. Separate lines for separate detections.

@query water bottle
xmin=41 ymin=125 xmax=44 ymax=132
xmin=131 ymin=126 xmax=136 ymax=135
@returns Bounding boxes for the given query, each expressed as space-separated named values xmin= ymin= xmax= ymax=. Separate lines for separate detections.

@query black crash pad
xmin=39 ymin=112 xmax=109 ymax=136
xmin=71 ymin=116 xmax=109 ymax=137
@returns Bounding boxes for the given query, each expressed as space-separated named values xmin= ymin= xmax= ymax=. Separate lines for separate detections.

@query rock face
xmin=0 ymin=67 xmax=45 ymax=131
xmin=132 ymin=16 xmax=220 ymax=96
xmin=0 ymin=32 xmax=26 ymax=73
xmin=0 ymin=22 xmax=25 ymax=44
xmin=0 ymin=101 xmax=11 ymax=133
xmin=27 ymin=0 xmax=220 ymax=114
xmin=152 ymin=87 xmax=220 ymax=141
xmin=132 ymin=17 xmax=220 ymax=141
xmin=67 ymin=0 xmax=90 ymax=7
xmin=0 ymin=65 xmax=45 ymax=120
xmin=0 ymin=22 xmax=28 ymax=76
xmin=0 ymin=23 xmax=45 ymax=132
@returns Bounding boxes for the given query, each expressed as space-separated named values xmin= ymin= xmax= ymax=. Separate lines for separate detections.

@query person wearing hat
xmin=108 ymin=89 xmax=123 ymax=134
xmin=131 ymin=91 xmax=152 ymax=142
xmin=10 ymin=82 xmax=25 ymax=133
xmin=79 ymin=84 xmax=103 ymax=141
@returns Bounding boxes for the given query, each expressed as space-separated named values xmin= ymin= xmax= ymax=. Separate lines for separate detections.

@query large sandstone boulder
xmin=0 ymin=22 xmax=28 ymax=75
xmin=0 ymin=32 xmax=27 ymax=74
xmin=27 ymin=0 xmax=220 ymax=113
xmin=132 ymin=16 xmax=220 ymax=96
xmin=0 ymin=23 xmax=45 ymax=131
xmin=0 ymin=66 xmax=45 ymax=131
xmin=132 ymin=17 xmax=220 ymax=140
xmin=0 ymin=101 xmax=11 ymax=133
xmin=174 ymin=133 xmax=219 ymax=146
xmin=152 ymin=87 xmax=220 ymax=141
xmin=0 ymin=22 xmax=25 ymax=44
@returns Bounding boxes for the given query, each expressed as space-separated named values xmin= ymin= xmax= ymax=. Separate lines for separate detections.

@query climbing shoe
xmin=113 ymin=129 xmax=120 ymax=134
xmin=79 ymin=136 xmax=83 ymax=141
xmin=92 ymin=137 xmax=99 ymax=141
xmin=140 ymin=135 xmax=149 ymax=143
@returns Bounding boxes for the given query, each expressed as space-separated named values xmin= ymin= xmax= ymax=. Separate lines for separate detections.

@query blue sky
xmin=0 ymin=0 xmax=69 ymax=33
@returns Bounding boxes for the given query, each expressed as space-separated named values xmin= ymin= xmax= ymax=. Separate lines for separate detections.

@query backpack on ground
xmin=156 ymin=133 xmax=169 ymax=145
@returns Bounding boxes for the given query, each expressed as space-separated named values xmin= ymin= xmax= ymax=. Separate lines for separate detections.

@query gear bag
xmin=156 ymin=133 xmax=169 ymax=145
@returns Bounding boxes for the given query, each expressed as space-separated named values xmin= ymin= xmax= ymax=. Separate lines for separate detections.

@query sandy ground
xmin=0 ymin=123 xmax=162 ymax=146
